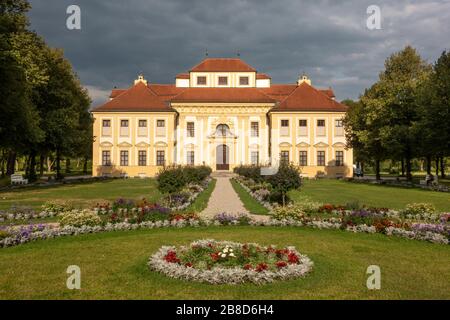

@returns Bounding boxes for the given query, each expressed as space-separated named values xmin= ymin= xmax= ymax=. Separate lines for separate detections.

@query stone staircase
xmin=211 ymin=171 xmax=236 ymax=178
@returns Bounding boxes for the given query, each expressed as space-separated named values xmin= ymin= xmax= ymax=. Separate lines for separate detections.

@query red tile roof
xmin=256 ymin=73 xmax=271 ymax=79
xmin=110 ymin=89 xmax=126 ymax=99
xmin=190 ymin=58 xmax=256 ymax=72
xmin=319 ymin=88 xmax=335 ymax=99
xmin=259 ymin=84 xmax=297 ymax=101
xmin=93 ymin=82 xmax=174 ymax=112
xmin=175 ymin=73 xmax=190 ymax=79
xmin=170 ymin=88 xmax=274 ymax=103
xmin=271 ymin=82 xmax=347 ymax=112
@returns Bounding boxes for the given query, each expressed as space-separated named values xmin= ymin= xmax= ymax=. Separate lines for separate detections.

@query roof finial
xmin=134 ymin=72 xmax=147 ymax=85
xmin=205 ymin=48 xmax=209 ymax=57
xmin=237 ymin=50 xmax=240 ymax=57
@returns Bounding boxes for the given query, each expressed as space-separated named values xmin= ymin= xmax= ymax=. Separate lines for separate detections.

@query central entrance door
xmin=216 ymin=144 xmax=229 ymax=170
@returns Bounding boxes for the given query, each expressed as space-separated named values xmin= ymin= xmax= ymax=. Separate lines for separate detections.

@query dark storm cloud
xmin=28 ymin=0 xmax=450 ymax=106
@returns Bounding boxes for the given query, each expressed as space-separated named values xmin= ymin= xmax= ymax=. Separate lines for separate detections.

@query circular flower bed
xmin=148 ymin=239 xmax=313 ymax=284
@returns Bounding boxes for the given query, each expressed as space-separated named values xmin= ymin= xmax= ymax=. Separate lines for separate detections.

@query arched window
xmin=215 ymin=124 xmax=231 ymax=137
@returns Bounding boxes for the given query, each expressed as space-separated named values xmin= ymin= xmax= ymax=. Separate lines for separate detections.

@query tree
xmin=266 ymin=163 xmax=301 ymax=206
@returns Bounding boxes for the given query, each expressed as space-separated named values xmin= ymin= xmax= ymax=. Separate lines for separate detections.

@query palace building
xmin=91 ymin=58 xmax=353 ymax=178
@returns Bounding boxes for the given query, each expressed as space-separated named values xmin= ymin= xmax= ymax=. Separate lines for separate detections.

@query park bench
xmin=10 ymin=174 xmax=28 ymax=185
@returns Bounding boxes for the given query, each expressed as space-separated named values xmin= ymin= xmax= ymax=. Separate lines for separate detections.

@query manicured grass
xmin=0 ymin=178 xmax=162 ymax=210
xmin=291 ymin=179 xmax=450 ymax=211
xmin=0 ymin=226 xmax=449 ymax=299
xmin=182 ymin=179 xmax=216 ymax=213
xmin=230 ymin=179 xmax=269 ymax=215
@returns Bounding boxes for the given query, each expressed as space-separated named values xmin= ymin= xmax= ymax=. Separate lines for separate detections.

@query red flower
xmin=164 ymin=250 xmax=180 ymax=264
xmin=276 ymin=261 xmax=287 ymax=269
xmin=255 ymin=263 xmax=268 ymax=272
xmin=185 ymin=262 xmax=193 ymax=268
xmin=243 ymin=264 xmax=252 ymax=270
xmin=287 ymin=252 xmax=299 ymax=264
xmin=210 ymin=252 xmax=219 ymax=261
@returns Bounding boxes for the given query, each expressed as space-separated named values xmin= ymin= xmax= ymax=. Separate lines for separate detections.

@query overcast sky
xmin=28 ymin=0 xmax=450 ymax=106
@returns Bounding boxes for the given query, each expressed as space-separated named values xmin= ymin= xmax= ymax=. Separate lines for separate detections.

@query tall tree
xmin=417 ymin=51 xmax=450 ymax=178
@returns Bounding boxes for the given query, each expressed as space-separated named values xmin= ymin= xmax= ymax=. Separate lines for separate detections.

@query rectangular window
xmin=138 ymin=120 xmax=147 ymax=136
xmin=251 ymin=151 xmax=259 ymax=165
xmin=280 ymin=151 xmax=289 ymax=164
xmin=218 ymin=76 xmax=228 ymax=86
xmin=156 ymin=151 xmax=165 ymax=166
xmin=299 ymin=151 xmax=308 ymax=166
xmin=187 ymin=122 xmax=195 ymax=138
xmin=280 ymin=120 xmax=289 ymax=136
xmin=317 ymin=151 xmax=326 ymax=166
xmin=102 ymin=151 xmax=111 ymax=166
xmin=120 ymin=119 xmax=129 ymax=136
xmin=250 ymin=122 xmax=259 ymax=137
xmin=298 ymin=119 xmax=308 ymax=136
xmin=156 ymin=119 xmax=166 ymax=137
xmin=335 ymin=119 xmax=344 ymax=136
xmin=197 ymin=76 xmax=206 ymax=85
xmin=239 ymin=76 xmax=249 ymax=86
xmin=186 ymin=151 xmax=195 ymax=165
xmin=120 ymin=150 xmax=129 ymax=166
xmin=102 ymin=119 xmax=111 ymax=136
xmin=138 ymin=151 xmax=147 ymax=166
xmin=335 ymin=151 xmax=344 ymax=166
xmin=317 ymin=119 xmax=326 ymax=136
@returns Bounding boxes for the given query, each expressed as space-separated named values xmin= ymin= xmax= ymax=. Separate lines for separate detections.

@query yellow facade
xmin=91 ymin=58 xmax=353 ymax=178
xmin=92 ymin=112 xmax=176 ymax=177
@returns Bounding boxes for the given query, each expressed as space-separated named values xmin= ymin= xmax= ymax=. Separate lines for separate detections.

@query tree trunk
xmin=56 ymin=149 xmax=62 ymax=180
xmin=426 ymin=155 xmax=432 ymax=175
xmin=405 ymin=156 xmax=412 ymax=181
xmin=65 ymin=158 xmax=71 ymax=174
xmin=282 ymin=192 xmax=286 ymax=207
xmin=28 ymin=150 xmax=37 ymax=182
xmin=435 ymin=158 xmax=439 ymax=176
xmin=6 ymin=151 xmax=16 ymax=175
xmin=440 ymin=157 xmax=446 ymax=179
xmin=83 ymin=157 xmax=88 ymax=174
xmin=375 ymin=159 xmax=381 ymax=181
xmin=401 ymin=159 xmax=405 ymax=177
xmin=39 ymin=154 xmax=45 ymax=176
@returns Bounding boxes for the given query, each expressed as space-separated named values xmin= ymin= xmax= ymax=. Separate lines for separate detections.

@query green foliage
xmin=233 ymin=165 xmax=264 ymax=182
xmin=157 ymin=165 xmax=212 ymax=196
xmin=266 ymin=163 xmax=302 ymax=206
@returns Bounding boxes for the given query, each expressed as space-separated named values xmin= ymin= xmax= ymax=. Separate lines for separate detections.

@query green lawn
xmin=0 ymin=178 xmax=162 ymax=210
xmin=291 ymin=179 xmax=450 ymax=211
xmin=182 ymin=179 xmax=216 ymax=213
xmin=230 ymin=179 xmax=269 ymax=215
xmin=0 ymin=226 xmax=449 ymax=299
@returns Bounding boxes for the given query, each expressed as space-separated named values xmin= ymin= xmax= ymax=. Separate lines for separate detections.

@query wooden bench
xmin=11 ymin=174 xmax=28 ymax=185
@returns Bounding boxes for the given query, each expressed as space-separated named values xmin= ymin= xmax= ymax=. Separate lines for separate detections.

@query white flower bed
xmin=233 ymin=178 xmax=273 ymax=210
xmin=148 ymin=239 xmax=313 ymax=285
xmin=0 ymin=210 xmax=58 ymax=222
xmin=1 ymin=215 xmax=448 ymax=249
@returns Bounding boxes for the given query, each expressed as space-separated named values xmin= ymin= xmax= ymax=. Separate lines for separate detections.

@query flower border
xmin=148 ymin=239 xmax=313 ymax=285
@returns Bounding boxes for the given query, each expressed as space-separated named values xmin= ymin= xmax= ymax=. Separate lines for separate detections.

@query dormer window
xmin=239 ymin=76 xmax=249 ymax=86
xmin=197 ymin=76 xmax=207 ymax=85
xmin=218 ymin=76 xmax=228 ymax=86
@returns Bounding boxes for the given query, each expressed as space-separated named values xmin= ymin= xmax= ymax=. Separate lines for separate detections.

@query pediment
xmin=135 ymin=142 xmax=150 ymax=148
xmin=117 ymin=142 xmax=132 ymax=148
xmin=154 ymin=141 xmax=168 ymax=147
xmin=99 ymin=141 xmax=113 ymax=148
xmin=314 ymin=142 xmax=329 ymax=148
xmin=279 ymin=142 xmax=292 ymax=148
xmin=296 ymin=142 xmax=310 ymax=148
xmin=332 ymin=142 xmax=346 ymax=148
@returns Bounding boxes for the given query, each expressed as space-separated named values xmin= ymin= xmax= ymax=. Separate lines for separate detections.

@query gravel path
xmin=201 ymin=176 xmax=270 ymax=222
